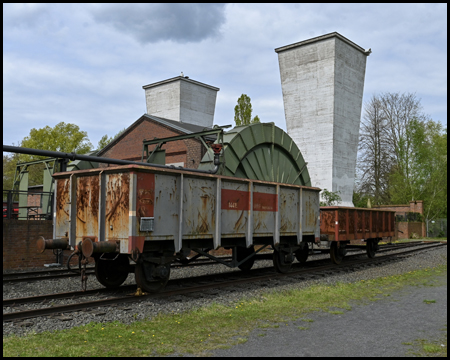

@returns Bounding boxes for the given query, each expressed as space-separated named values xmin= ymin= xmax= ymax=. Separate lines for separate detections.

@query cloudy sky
xmin=3 ymin=3 xmax=447 ymax=149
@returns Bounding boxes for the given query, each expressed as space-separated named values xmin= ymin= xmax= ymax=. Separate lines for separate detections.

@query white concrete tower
xmin=275 ymin=32 xmax=371 ymax=206
xmin=143 ymin=75 xmax=219 ymax=128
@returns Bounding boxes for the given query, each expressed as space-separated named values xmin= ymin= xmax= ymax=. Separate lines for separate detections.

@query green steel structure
xmin=198 ymin=122 xmax=311 ymax=186
xmin=11 ymin=152 xmax=99 ymax=220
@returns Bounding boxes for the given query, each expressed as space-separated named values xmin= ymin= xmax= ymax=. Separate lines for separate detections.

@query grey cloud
xmin=3 ymin=3 xmax=53 ymax=29
xmin=92 ymin=3 xmax=226 ymax=43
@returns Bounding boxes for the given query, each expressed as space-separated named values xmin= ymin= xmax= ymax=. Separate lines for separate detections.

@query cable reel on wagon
xmin=198 ymin=122 xmax=313 ymax=274
xmin=198 ymin=122 xmax=311 ymax=186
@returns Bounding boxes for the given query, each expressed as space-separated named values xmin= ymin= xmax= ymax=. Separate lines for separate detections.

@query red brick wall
xmin=374 ymin=201 xmax=424 ymax=216
xmin=2 ymin=219 xmax=83 ymax=270
xmin=397 ymin=222 xmax=425 ymax=240
xmin=101 ymin=119 xmax=204 ymax=169
xmin=375 ymin=201 xmax=425 ymax=238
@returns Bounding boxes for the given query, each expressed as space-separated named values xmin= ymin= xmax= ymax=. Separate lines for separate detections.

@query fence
xmin=3 ymin=189 xmax=54 ymax=220
xmin=427 ymin=218 xmax=447 ymax=238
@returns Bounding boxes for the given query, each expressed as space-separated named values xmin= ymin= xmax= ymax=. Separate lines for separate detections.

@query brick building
xmin=97 ymin=114 xmax=213 ymax=169
xmin=98 ymin=75 xmax=220 ymax=168
xmin=374 ymin=200 xmax=426 ymax=239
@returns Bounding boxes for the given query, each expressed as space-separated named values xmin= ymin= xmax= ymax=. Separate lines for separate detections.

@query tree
xmin=319 ymin=189 xmax=342 ymax=206
xmin=97 ymin=127 xmax=127 ymax=150
xmin=12 ymin=122 xmax=93 ymax=186
xmin=20 ymin=122 xmax=93 ymax=161
xmin=3 ymin=151 xmax=20 ymax=191
xmin=389 ymin=118 xmax=447 ymax=221
xmin=234 ymin=94 xmax=260 ymax=126
xmin=356 ymin=95 xmax=393 ymax=205
xmin=356 ymin=92 xmax=429 ymax=205
xmin=352 ymin=191 xmax=370 ymax=208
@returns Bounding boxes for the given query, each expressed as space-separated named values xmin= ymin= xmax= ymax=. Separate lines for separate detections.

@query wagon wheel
xmin=273 ymin=249 xmax=292 ymax=273
xmin=366 ymin=239 xmax=377 ymax=259
xmin=330 ymin=242 xmax=344 ymax=265
xmin=95 ymin=254 xmax=130 ymax=288
xmin=236 ymin=246 xmax=255 ymax=271
xmin=295 ymin=242 xmax=309 ymax=264
xmin=135 ymin=259 xmax=170 ymax=293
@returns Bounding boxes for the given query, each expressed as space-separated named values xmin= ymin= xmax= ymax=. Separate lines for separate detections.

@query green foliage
xmin=8 ymin=122 xmax=93 ymax=186
xmin=20 ymin=122 xmax=93 ymax=162
xmin=320 ymin=189 xmax=342 ymax=206
xmin=97 ymin=127 xmax=127 ymax=150
xmin=353 ymin=191 xmax=369 ymax=208
xmin=234 ymin=94 xmax=260 ymax=126
xmin=389 ymin=118 xmax=447 ymax=220
xmin=3 ymin=152 xmax=20 ymax=191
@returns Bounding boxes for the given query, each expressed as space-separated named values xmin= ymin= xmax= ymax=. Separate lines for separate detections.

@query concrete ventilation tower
xmin=275 ymin=32 xmax=371 ymax=206
xmin=143 ymin=75 xmax=219 ymax=128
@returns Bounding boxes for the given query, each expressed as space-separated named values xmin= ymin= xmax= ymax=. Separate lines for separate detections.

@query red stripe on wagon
xmin=136 ymin=172 xmax=155 ymax=217
xmin=221 ymin=189 xmax=250 ymax=211
xmin=221 ymin=189 xmax=278 ymax=212
xmin=253 ymin=192 xmax=278 ymax=212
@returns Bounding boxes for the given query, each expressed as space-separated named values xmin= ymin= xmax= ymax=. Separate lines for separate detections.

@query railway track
xmin=2 ymin=242 xmax=422 ymax=284
xmin=3 ymin=241 xmax=445 ymax=322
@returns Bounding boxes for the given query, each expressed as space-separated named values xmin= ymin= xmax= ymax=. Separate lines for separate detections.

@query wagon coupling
xmin=37 ymin=236 xmax=70 ymax=253
xmin=81 ymin=238 xmax=119 ymax=258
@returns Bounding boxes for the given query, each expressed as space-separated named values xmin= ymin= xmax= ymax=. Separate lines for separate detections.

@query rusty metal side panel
xmin=220 ymin=181 xmax=249 ymax=237
xmin=321 ymin=207 xmax=396 ymax=241
xmin=105 ymin=173 xmax=130 ymax=241
xmin=338 ymin=209 xmax=347 ymax=240
xmin=348 ymin=209 xmax=356 ymax=240
xmin=150 ymin=173 xmax=180 ymax=238
xmin=55 ymin=178 xmax=71 ymax=239
xmin=252 ymin=183 xmax=276 ymax=236
xmin=279 ymin=186 xmax=299 ymax=235
xmin=319 ymin=209 xmax=336 ymax=239
xmin=75 ymin=175 xmax=99 ymax=243
xmin=182 ymin=176 xmax=215 ymax=238
xmin=302 ymin=188 xmax=319 ymax=236
xmin=364 ymin=210 xmax=371 ymax=238
xmin=356 ymin=210 xmax=364 ymax=239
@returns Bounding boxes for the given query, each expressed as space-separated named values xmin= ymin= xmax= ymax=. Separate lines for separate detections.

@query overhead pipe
xmin=3 ymin=144 xmax=222 ymax=174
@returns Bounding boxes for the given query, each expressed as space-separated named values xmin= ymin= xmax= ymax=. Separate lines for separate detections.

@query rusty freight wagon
xmin=34 ymin=122 xmax=323 ymax=292
xmin=39 ymin=165 xmax=320 ymax=292
xmin=319 ymin=206 xmax=396 ymax=264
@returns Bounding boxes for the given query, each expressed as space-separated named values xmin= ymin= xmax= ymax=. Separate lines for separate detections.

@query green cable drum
xmin=199 ymin=122 xmax=311 ymax=186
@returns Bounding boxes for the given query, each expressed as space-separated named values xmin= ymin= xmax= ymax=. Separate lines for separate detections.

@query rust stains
xmin=55 ymin=178 xmax=71 ymax=237
xmin=75 ymin=176 xmax=100 ymax=240
xmin=233 ymin=210 xmax=246 ymax=232
xmin=105 ymin=173 xmax=130 ymax=239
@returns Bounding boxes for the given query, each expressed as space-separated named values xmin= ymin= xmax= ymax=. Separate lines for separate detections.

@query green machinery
xmin=198 ymin=122 xmax=311 ymax=186
xmin=142 ymin=122 xmax=310 ymax=186
xmin=12 ymin=151 xmax=99 ymax=220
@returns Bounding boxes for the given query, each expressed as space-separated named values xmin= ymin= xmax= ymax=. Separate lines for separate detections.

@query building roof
xmin=274 ymin=31 xmax=371 ymax=56
xmin=97 ymin=113 xmax=215 ymax=156
xmin=142 ymin=76 xmax=220 ymax=92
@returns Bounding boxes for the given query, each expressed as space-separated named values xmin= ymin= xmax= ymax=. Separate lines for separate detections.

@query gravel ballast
xmin=3 ymin=244 xmax=447 ymax=338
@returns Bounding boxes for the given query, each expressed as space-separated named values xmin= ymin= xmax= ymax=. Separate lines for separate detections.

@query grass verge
xmin=3 ymin=264 xmax=447 ymax=357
